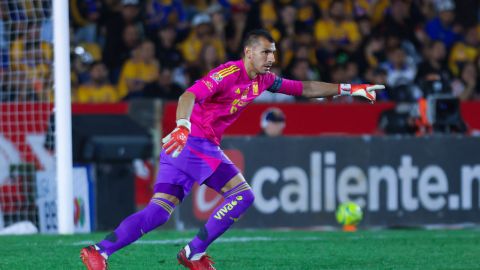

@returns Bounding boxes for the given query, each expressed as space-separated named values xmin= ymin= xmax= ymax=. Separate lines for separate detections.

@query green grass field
xmin=1 ymin=229 xmax=479 ymax=269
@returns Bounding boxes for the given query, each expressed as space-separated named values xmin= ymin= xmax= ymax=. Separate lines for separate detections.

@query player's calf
xmin=86 ymin=197 xmax=176 ymax=261
xmin=187 ymin=183 xmax=254 ymax=257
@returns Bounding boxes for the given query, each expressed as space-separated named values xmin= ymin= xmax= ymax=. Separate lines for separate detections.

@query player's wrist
xmin=338 ymin=83 xmax=352 ymax=96
xmin=176 ymin=119 xmax=191 ymax=132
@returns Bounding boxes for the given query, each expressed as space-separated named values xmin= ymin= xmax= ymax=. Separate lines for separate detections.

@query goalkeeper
xmin=80 ymin=29 xmax=384 ymax=270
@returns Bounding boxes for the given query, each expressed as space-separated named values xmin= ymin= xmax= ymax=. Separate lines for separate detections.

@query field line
xmin=71 ymin=236 xmax=324 ymax=246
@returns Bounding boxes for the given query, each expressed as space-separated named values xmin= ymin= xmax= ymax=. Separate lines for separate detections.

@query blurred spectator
xmin=425 ymin=0 xmax=462 ymax=48
xmin=295 ymin=0 xmax=320 ymax=27
xmin=143 ymin=67 xmax=184 ymax=100
xmin=296 ymin=30 xmax=317 ymax=61
xmin=218 ymin=0 xmax=252 ymax=12
xmin=345 ymin=61 xmax=363 ymax=84
xmin=377 ymin=0 xmax=421 ymax=47
xmin=0 ymin=10 xmax=5 ymax=52
xmin=381 ymin=46 xmax=417 ymax=88
xmin=416 ymin=40 xmax=452 ymax=97
xmin=0 ymin=68 xmax=5 ymax=100
xmin=76 ymin=61 xmax=119 ymax=103
xmin=453 ymin=0 xmax=479 ymax=29
xmin=178 ymin=13 xmax=225 ymax=64
xmin=286 ymin=58 xmax=316 ymax=82
xmin=118 ymin=40 xmax=160 ymax=99
xmin=197 ymin=43 xmax=224 ymax=76
xmin=258 ymin=108 xmax=286 ymax=137
xmin=72 ymin=43 xmax=96 ymax=85
xmin=8 ymin=22 xmax=53 ymax=101
xmin=144 ymin=0 xmax=186 ymax=38
xmin=356 ymin=15 xmax=372 ymax=38
xmin=259 ymin=1 xmax=281 ymax=42
xmin=319 ymin=0 xmax=378 ymax=20
xmin=415 ymin=0 xmax=438 ymax=22
xmin=207 ymin=4 xmax=227 ymax=45
xmin=103 ymin=0 xmax=143 ymax=78
xmin=288 ymin=57 xmax=317 ymax=101
xmin=448 ymin=26 xmax=479 ymax=76
xmin=329 ymin=64 xmax=347 ymax=83
xmin=172 ymin=65 xmax=203 ymax=90
xmin=112 ymin=23 xmax=142 ymax=80
xmin=366 ymin=67 xmax=389 ymax=101
xmin=477 ymin=55 xmax=480 ymax=84
xmin=154 ymin=24 xmax=183 ymax=68
xmin=277 ymin=5 xmax=298 ymax=39
xmin=71 ymin=0 xmax=103 ymax=45
xmin=1 ymin=0 xmax=478 ymax=106
xmin=370 ymin=0 xmax=392 ymax=25
xmin=451 ymin=62 xmax=478 ymax=100
xmin=225 ymin=7 xmax=248 ymax=58
xmin=10 ymin=69 xmax=38 ymax=101
xmin=358 ymin=35 xmax=387 ymax=71
xmin=384 ymin=33 xmax=420 ymax=64
xmin=314 ymin=0 xmax=361 ymax=55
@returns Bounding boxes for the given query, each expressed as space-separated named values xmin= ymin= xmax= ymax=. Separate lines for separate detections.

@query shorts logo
xmin=214 ymin=196 xmax=243 ymax=220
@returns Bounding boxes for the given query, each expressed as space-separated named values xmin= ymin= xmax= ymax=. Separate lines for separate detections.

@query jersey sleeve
xmin=186 ymin=66 xmax=226 ymax=102
xmin=264 ymin=72 xmax=303 ymax=96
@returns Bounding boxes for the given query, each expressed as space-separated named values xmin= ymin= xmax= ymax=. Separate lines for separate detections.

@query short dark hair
xmin=243 ymin=29 xmax=274 ymax=48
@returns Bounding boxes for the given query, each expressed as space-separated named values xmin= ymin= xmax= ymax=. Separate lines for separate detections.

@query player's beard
xmin=258 ymin=64 xmax=272 ymax=74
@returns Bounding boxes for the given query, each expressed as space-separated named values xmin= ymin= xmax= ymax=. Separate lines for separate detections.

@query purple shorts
xmin=154 ymin=136 xmax=239 ymax=200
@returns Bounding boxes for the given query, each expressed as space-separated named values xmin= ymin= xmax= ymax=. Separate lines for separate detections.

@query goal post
xmin=53 ymin=0 xmax=73 ymax=234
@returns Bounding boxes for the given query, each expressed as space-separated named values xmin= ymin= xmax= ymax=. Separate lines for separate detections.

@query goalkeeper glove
xmin=338 ymin=84 xmax=385 ymax=103
xmin=162 ymin=119 xmax=191 ymax=158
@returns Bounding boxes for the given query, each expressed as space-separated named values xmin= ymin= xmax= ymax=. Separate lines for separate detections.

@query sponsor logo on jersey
xmin=210 ymin=72 xmax=223 ymax=83
xmin=201 ymin=80 xmax=214 ymax=91
xmin=210 ymin=65 xmax=240 ymax=83
xmin=253 ymin=81 xmax=259 ymax=95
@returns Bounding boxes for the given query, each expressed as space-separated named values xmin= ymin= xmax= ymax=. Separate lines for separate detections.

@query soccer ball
xmin=336 ymin=202 xmax=363 ymax=226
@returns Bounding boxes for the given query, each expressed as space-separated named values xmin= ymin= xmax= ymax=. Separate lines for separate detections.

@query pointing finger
xmin=367 ymin=85 xmax=385 ymax=91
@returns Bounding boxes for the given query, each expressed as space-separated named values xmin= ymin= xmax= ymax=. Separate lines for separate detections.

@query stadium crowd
xmin=0 ymin=0 xmax=479 ymax=103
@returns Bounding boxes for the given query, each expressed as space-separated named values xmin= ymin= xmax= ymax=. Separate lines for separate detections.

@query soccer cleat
xmin=80 ymin=245 xmax=108 ymax=270
xmin=177 ymin=247 xmax=216 ymax=270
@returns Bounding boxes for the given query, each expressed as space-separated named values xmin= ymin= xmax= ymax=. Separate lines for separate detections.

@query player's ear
xmin=245 ymin=46 xmax=252 ymax=59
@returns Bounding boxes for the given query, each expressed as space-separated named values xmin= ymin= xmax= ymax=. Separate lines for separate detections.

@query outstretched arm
xmin=302 ymin=81 xmax=339 ymax=98
xmin=176 ymin=91 xmax=195 ymax=121
xmin=302 ymin=81 xmax=385 ymax=102
xmin=268 ymin=76 xmax=384 ymax=103
xmin=162 ymin=91 xmax=196 ymax=158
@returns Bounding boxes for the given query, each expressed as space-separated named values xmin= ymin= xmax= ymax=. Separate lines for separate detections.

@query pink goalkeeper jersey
xmin=186 ymin=59 xmax=303 ymax=145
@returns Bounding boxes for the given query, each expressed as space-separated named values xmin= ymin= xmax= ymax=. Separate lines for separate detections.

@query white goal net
xmin=0 ymin=0 xmax=72 ymax=234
